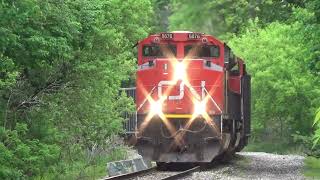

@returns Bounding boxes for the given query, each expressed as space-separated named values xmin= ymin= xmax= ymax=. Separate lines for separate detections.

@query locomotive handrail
xmin=137 ymin=86 xmax=156 ymax=111
xmin=120 ymin=87 xmax=136 ymax=90
xmin=203 ymin=88 xmax=222 ymax=113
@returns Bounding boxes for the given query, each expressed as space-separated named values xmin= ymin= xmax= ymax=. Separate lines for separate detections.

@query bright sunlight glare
xmin=174 ymin=62 xmax=186 ymax=80
xmin=194 ymin=100 xmax=206 ymax=116
xmin=150 ymin=100 xmax=162 ymax=115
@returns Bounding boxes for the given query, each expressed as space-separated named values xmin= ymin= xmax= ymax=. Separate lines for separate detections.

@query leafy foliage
xmin=169 ymin=0 xmax=305 ymax=38
xmin=228 ymin=21 xmax=320 ymax=142
xmin=304 ymin=156 xmax=320 ymax=179
xmin=314 ymin=108 xmax=320 ymax=148
xmin=0 ymin=0 xmax=153 ymax=178
xmin=0 ymin=123 xmax=60 ymax=178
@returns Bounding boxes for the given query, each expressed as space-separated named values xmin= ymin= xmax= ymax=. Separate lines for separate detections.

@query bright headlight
xmin=194 ymin=101 xmax=206 ymax=116
xmin=150 ymin=100 xmax=162 ymax=115
xmin=174 ymin=62 xmax=186 ymax=80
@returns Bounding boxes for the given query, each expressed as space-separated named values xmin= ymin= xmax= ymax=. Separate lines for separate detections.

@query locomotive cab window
xmin=184 ymin=45 xmax=220 ymax=58
xmin=230 ymin=61 xmax=240 ymax=76
xmin=143 ymin=45 xmax=176 ymax=57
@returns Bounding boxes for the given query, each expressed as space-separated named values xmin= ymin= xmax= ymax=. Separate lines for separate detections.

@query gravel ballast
xmin=186 ymin=152 xmax=305 ymax=180
xmin=103 ymin=151 xmax=305 ymax=180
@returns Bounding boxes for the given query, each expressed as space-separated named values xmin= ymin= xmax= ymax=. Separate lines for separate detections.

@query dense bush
xmin=0 ymin=0 xmax=153 ymax=178
xmin=0 ymin=124 xmax=60 ymax=178
xmin=228 ymin=20 xmax=320 ymax=142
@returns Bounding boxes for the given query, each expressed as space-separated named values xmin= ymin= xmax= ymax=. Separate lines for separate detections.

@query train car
xmin=124 ymin=31 xmax=251 ymax=165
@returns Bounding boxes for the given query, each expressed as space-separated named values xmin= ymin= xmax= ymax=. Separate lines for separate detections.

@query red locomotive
xmin=125 ymin=31 xmax=251 ymax=166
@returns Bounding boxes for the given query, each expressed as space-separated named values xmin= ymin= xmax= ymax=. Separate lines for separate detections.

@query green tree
xmin=0 ymin=0 xmax=153 ymax=178
xmin=228 ymin=21 xmax=320 ymax=143
xmin=291 ymin=1 xmax=320 ymax=74
xmin=153 ymin=0 xmax=171 ymax=32
xmin=169 ymin=0 xmax=305 ymax=38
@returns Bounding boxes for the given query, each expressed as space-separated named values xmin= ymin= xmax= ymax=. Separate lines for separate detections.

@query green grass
xmin=243 ymin=141 xmax=305 ymax=155
xmin=34 ymin=148 xmax=127 ymax=180
xmin=304 ymin=156 xmax=320 ymax=179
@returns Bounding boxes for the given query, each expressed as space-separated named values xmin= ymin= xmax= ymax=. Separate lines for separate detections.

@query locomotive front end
xmin=134 ymin=32 xmax=234 ymax=163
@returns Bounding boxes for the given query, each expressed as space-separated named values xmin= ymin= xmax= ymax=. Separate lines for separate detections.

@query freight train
xmin=123 ymin=31 xmax=251 ymax=167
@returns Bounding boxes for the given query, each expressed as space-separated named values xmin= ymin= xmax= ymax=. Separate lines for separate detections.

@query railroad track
xmin=104 ymin=165 xmax=200 ymax=180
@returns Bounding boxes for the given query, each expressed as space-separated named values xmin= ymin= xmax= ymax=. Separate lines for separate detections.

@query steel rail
xmin=161 ymin=166 xmax=200 ymax=180
xmin=104 ymin=166 xmax=156 ymax=180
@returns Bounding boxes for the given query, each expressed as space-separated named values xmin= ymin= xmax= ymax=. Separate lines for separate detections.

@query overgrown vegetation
xmin=0 ymin=0 xmax=152 ymax=178
xmin=304 ymin=156 xmax=320 ymax=179
xmin=228 ymin=19 xmax=319 ymax=152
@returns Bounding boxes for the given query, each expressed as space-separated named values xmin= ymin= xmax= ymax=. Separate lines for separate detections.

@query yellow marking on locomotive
xmin=164 ymin=114 xmax=193 ymax=118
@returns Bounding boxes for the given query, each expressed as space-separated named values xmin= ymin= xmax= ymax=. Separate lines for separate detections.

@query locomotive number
xmin=188 ymin=33 xmax=201 ymax=39
xmin=161 ymin=33 xmax=173 ymax=39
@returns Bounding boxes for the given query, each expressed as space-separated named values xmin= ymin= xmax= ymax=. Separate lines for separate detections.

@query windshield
xmin=184 ymin=45 xmax=220 ymax=58
xmin=143 ymin=44 xmax=177 ymax=57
